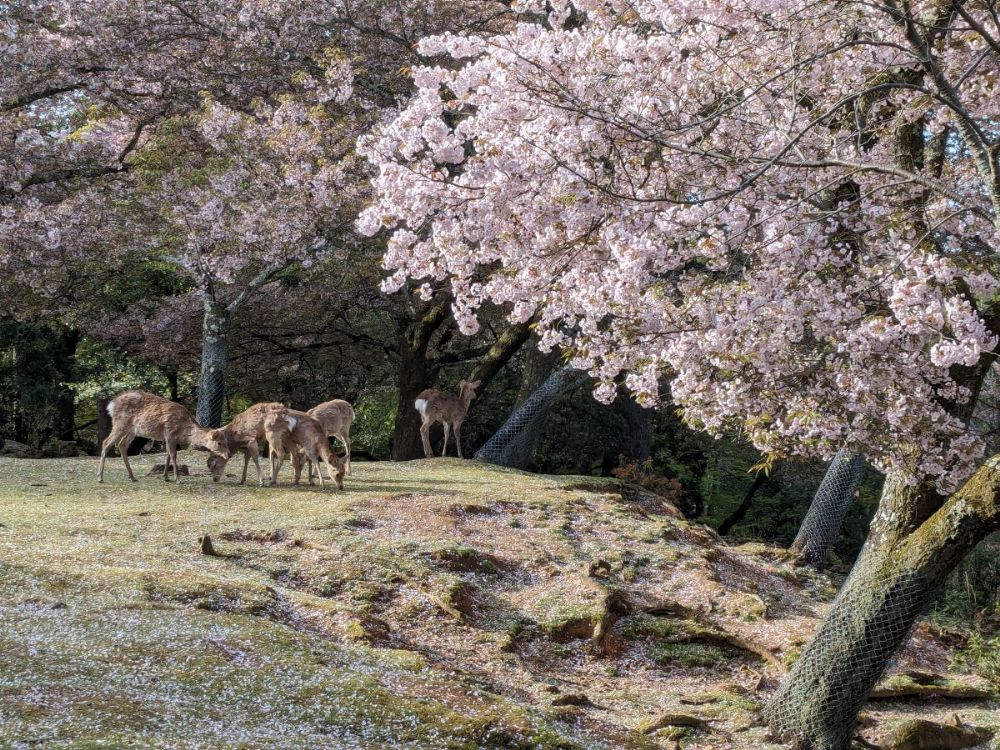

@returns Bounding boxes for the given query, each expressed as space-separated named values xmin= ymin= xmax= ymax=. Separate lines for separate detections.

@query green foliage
xmin=646 ymin=409 xmax=713 ymax=517
xmin=0 ymin=319 xmax=78 ymax=449
xmin=70 ymin=338 xmax=179 ymax=401
xmin=352 ymin=388 xmax=397 ymax=459
xmin=954 ymin=629 xmax=1000 ymax=684
xmin=699 ymin=438 xmax=882 ymax=563
xmin=931 ymin=533 xmax=1000 ymax=624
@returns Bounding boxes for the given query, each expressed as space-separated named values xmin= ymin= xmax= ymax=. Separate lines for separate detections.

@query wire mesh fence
xmin=790 ymin=448 xmax=867 ymax=566
xmin=765 ymin=560 xmax=935 ymax=750
xmin=476 ymin=365 xmax=590 ymax=469
xmin=196 ymin=373 xmax=227 ymax=428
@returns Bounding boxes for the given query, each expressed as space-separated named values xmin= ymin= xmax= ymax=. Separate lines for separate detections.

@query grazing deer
xmin=263 ymin=408 xmax=345 ymax=490
xmin=97 ymin=391 xmax=230 ymax=483
xmin=306 ymin=399 xmax=355 ymax=477
xmin=207 ymin=402 xmax=284 ymax=486
xmin=415 ymin=379 xmax=481 ymax=458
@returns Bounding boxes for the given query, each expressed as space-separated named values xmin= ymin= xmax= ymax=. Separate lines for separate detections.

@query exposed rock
xmin=428 ymin=546 xmax=505 ymax=575
xmin=548 ymin=616 xmax=597 ymax=641
xmin=871 ymin=674 xmax=993 ymax=700
xmin=881 ymin=718 xmax=987 ymax=750
xmin=619 ymin=482 xmax=685 ymax=519
xmin=428 ymin=582 xmax=477 ymax=622
xmin=43 ymin=440 xmax=80 ymax=458
xmin=551 ymin=693 xmax=592 ymax=707
xmin=0 ymin=440 xmax=42 ymax=458
xmin=345 ymin=614 xmax=392 ymax=645
xmin=591 ymin=590 xmax=632 ymax=657
xmin=636 ymin=713 xmax=709 ymax=734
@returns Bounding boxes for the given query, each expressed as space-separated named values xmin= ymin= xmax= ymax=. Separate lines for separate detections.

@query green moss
xmin=648 ymin=643 xmax=727 ymax=668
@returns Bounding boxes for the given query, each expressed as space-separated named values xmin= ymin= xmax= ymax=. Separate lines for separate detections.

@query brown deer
xmin=207 ymin=402 xmax=284 ymax=486
xmin=97 ymin=391 xmax=230 ymax=483
xmin=415 ymin=379 xmax=481 ymax=458
xmin=263 ymin=408 xmax=345 ymax=490
xmin=305 ymin=399 xmax=355 ymax=478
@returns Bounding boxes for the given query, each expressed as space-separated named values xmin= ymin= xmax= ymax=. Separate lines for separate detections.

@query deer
xmin=97 ymin=390 xmax=230 ymax=483
xmin=207 ymin=401 xmax=285 ymax=486
xmin=304 ymin=398 xmax=355 ymax=479
xmin=415 ymin=379 xmax=481 ymax=459
xmin=263 ymin=408 xmax=345 ymax=490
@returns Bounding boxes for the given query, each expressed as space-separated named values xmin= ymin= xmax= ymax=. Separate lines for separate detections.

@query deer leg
xmin=247 ymin=445 xmax=263 ymax=488
xmin=307 ymin=447 xmax=324 ymax=488
xmin=240 ymin=448 xmax=250 ymax=485
xmin=98 ymin=427 xmax=127 ymax=482
xmin=455 ymin=421 xmax=463 ymax=459
xmin=291 ymin=448 xmax=304 ymax=485
xmin=118 ymin=433 xmax=138 ymax=482
xmin=268 ymin=440 xmax=284 ymax=486
xmin=442 ymin=422 xmax=451 ymax=457
xmin=165 ymin=440 xmax=180 ymax=482
xmin=307 ymin=445 xmax=318 ymax=483
xmin=339 ymin=431 xmax=351 ymax=476
xmin=420 ymin=418 xmax=434 ymax=458
xmin=274 ymin=445 xmax=287 ymax=482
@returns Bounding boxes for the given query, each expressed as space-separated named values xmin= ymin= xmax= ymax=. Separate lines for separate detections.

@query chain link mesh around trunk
xmin=765 ymin=560 xmax=935 ymax=750
xmin=790 ymin=448 xmax=867 ymax=566
xmin=475 ymin=366 xmax=589 ymax=469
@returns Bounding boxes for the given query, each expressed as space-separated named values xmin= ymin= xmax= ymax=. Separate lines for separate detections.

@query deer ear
xmin=471 ymin=380 xmax=482 ymax=389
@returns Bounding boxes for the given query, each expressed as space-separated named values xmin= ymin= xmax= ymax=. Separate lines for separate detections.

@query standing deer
xmin=263 ymin=408 xmax=345 ymax=490
xmin=207 ymin=402 xmax=284 ymax=486
xmin=97 ymin=391 xmax=230 ymax=483
xmin=415 ymin=379 xmax=481 ymax=458
xmin=306 ymin=399 xmax=355 ymax=477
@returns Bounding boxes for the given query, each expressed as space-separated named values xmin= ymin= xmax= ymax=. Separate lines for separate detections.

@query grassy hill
xmin=1 ymin=454 xmax=997 ymax=749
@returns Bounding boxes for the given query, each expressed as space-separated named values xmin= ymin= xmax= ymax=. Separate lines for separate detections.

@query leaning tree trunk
xmin=717 ymin=469 xmax=769 ymax=536
xmin=789 ymin=449 xmax=867 ymax=566
xmin=469 ymin=316 xmax=535 ymax=388
xmin=195 ymin=297 xmax=230 ymax=428
xmin=765 ymin=465 xmax=1000 ymax=749
xmin=476 ymin=366 xmax=590 ymax=469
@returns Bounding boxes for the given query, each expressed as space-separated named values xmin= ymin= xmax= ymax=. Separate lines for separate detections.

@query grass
xmin=0 ymin=453 xmax=603 ymax=750
xmin=4 ymin=452 xmax=994 ymax=750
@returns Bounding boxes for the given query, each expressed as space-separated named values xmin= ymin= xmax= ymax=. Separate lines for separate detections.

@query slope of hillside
xmin=0 ymin=454 xmax=996 ymax=749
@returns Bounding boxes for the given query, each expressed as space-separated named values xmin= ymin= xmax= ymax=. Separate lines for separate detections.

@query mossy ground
xmin=1 ymin=454 xmax=997 ymax=749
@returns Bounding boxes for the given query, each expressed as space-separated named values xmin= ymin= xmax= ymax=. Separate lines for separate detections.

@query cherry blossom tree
xmin=2 ymin=0 xmax=518 ymax=426
xmin=360 ymin=0 xmax=1000 ymax=746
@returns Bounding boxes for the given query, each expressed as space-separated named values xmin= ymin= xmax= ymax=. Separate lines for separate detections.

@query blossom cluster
xmin=361 ymin=0 xmax=1000 ymax=488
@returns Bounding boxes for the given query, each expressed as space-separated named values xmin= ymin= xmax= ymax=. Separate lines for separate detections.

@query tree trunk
xmin=476 ymin=366 xmax=590 ymax=469
xmin=196 ymin=296 xmax=230 ymax=428
xmin=515 ymin=339 xmax=560 ymax=406
xmin=391 ymin=300 xmax=450 ymax=460
xmin=789 ymin=450 xmax=867 ymax=566
xmin=717 ymin=470 xmax=768 ymax=536
xmin=617 ymin=394 xmax=653 ymax=463
xmin=765 ymin=462 xmax=1000 ymax=749
xmin=469 ymin=317 xmax=535 ymax=389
